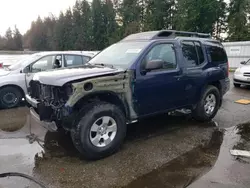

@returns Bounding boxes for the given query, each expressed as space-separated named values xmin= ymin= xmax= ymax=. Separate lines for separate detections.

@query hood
xmin=0 ymin=69 xmax=10 ymax=77
xmin=33 ymin=66 xmax=124 ymax=86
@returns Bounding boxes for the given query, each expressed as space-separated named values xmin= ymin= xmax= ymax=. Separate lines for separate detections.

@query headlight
xmin=234 ymin=68 xmax=241 ymax=75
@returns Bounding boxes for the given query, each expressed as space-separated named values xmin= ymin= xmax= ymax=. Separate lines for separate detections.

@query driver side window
xmin=31 ymin=55 xmax=55 ymax=73
xmin=141 ymin=43 xmax=177 ymax=71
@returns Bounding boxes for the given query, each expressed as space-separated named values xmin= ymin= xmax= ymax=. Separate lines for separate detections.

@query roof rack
xmin=121 ymin=30 xmax=211 ymax=41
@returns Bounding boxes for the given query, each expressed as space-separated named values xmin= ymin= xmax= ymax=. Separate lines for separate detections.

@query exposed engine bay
xmin=29 ymin=80 xmax=72 ymax=121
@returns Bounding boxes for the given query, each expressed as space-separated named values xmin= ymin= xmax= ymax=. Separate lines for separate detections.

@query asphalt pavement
xmin=1 ymin=73 xmax=250 ymax=188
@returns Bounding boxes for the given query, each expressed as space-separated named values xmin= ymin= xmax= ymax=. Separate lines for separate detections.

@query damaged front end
xmin=27 ymin=70 xmax=137 ymax=131
xmin=29 ymin=80 xmax=73 ymax=125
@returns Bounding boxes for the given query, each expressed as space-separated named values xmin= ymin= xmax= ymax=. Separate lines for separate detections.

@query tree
xmin=227 ymin=0 xmax=250 ymax=41
xmin=4 ymin=27 xmax=16 ymax=50
xmin=213 ymin=0 xmax=227 ymax=40
xmin=143 ymin=0 xmax=176 ymax=31
xmin=102 ymin=0 xmax=118 ymax=45
xmin=92 ymin=0 xmax=106 ymax=50
xmin=13 ymin=26 xmax=23 ymax=50
xmin=119 ymin=0 xmax=141 ymax=36
xmin=175 ymin=0 xmax=219 ymax=34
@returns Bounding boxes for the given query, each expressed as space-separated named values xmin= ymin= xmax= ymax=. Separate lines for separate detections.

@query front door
xmin=135 ymin=42 xmax=186 ymax=116
xmin=25 ymin=55 xmax=63 ymax=89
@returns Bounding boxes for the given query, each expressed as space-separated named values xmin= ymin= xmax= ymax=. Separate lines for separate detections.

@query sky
xmin=0 ymin=0 xmax=77 ymax=35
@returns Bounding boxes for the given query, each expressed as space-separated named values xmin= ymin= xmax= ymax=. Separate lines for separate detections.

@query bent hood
xmin=33 ymin=66 xmax=124 ymax=86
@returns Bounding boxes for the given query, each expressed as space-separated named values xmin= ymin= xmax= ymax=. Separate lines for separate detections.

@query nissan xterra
xmin=26 ymin=30 xmax=230 ymax=160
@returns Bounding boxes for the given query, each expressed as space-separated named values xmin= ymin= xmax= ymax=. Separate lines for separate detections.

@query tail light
xmin=0 ymin=63 xmax=3 ymax=68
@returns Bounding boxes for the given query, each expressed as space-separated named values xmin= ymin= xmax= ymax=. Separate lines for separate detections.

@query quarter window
xmin=206 ymin=44 xmax=227 ymax=63
xmin=142 ymin=43 xmax=177 ymax=71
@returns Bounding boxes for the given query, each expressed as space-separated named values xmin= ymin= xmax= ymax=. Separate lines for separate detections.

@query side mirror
xmin=145 ymin=59 xmax=164 ymax=71
xmin=240 ymin=61 xmax=246 ymax=65
xmin=22 ymin=66 xmax=30 ymax=73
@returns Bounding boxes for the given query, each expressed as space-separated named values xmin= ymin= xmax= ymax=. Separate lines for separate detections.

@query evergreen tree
xmin=144 ymin=0 xmax=176 ymax=31
xmin=119 ymin=0 xmax=141 ymax=36
xmin=102 ymin=0 xmax=118 ymax=45
xmin=4 ymin=27 xmax=14 ymax=50
xmin=227 ymin=0 xmax=250 ymax=41
xmin=92 ymin=0 xmax=106 ymax=50
xmin=175 ymin=0 xmax=219 ymax=34
xmin=13 ymin=26 xmax=23 ymax=50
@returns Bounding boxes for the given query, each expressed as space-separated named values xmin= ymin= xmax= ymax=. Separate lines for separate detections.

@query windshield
xmin=7 ymin=54 xmax=43 ymax=71
xmin=88 ymin=41 xmax=150 ymax=68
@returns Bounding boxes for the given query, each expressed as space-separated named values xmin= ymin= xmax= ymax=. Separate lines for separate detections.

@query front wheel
xmin=71 ymin=102 xmax=127 ymax=160
xmin=0 ymin=86 xmax=22 ymax=109
xmin=192 ymin=86 xmax=221 ymax=122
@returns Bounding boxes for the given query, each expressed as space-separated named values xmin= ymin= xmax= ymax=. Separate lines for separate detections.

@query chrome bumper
xmin=26 ymin=94 xmax=39 ymax=108
xmin=29 ymin=107 xmax=57 ymax=132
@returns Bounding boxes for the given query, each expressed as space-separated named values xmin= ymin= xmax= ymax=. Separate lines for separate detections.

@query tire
xmin=71 ymin=101 xmax=127 ymax=160
xmin=192 ymin=86 xmax=221 ymax=122
xmin=0 ymin=86 xmax=22 ymax=109
xmin=234 ymin=83 xmax=241 ymax=87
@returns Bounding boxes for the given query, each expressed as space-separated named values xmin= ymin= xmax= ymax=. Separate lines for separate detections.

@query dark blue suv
xmin=26 ymin=30 xmax=230 ymax=160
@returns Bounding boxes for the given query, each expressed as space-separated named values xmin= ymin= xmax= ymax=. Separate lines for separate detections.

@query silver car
xmin=0 ymin=51 xmax=93 ymax=108
xmin=233 ymin=59 xmax=250 ymax=87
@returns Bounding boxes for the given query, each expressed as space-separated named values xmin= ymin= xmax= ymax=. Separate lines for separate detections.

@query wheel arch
xmin=195 ymin=81 xmax=222 ymax=108
xmin=0 ymin=84 xmax=25 ymax=98
xmin=72 ymin=91 xmax=130 ymax=119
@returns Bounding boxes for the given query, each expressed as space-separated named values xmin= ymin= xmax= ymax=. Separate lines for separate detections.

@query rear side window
xmin=64 ymin=55 xmax=83 ymax=67
xmin=206 ymin=44 xmax=227 ymax=63
xmin=181 ymin=41 xmax=205 ymax=67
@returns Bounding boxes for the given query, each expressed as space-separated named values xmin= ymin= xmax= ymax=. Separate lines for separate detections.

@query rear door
xmin=179 ymin=40 xmax=207 ymax=104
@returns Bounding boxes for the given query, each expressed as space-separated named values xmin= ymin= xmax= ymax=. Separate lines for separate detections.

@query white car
xmin=233 ymin=59 xmax=250 ymax=87
xmin=0 ymin=51 xmax=93 ymax=108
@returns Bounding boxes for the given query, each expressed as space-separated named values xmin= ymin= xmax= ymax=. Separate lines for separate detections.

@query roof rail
xmin=121 ymin=30 xmax=211 ymax=41
xmin=158 ymin=30 xmax=211 ymax=39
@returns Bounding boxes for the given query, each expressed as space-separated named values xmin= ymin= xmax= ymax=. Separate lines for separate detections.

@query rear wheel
xmin=234 ymin=83 xmax=241 ymax=88
xmin=71 ymin=101 xmax=126 ymax=160
xmin=193 ymin=86 xmax=220 ymax=122
xmin=0 ymin=86 xmax=22 ymax=109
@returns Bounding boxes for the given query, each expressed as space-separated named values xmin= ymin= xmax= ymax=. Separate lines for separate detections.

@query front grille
xmin=243 ymin=72 xmax=250 ymax=77
xmin=29 ymin=80 xmax=41 ymax=99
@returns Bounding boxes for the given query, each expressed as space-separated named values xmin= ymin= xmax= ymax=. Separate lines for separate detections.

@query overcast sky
xmin=0 ymin=0 xmax=77 ymax=35
xmin=0 ymin=0 xmax=230 ymax=36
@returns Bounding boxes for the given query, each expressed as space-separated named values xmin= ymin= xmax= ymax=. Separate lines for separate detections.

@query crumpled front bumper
xmin=26 ymin=94 xmax=57 ymax=132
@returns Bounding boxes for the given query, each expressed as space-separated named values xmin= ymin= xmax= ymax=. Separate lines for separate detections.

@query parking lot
xmin=1 ymin=73 xmax=250 ymax=188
